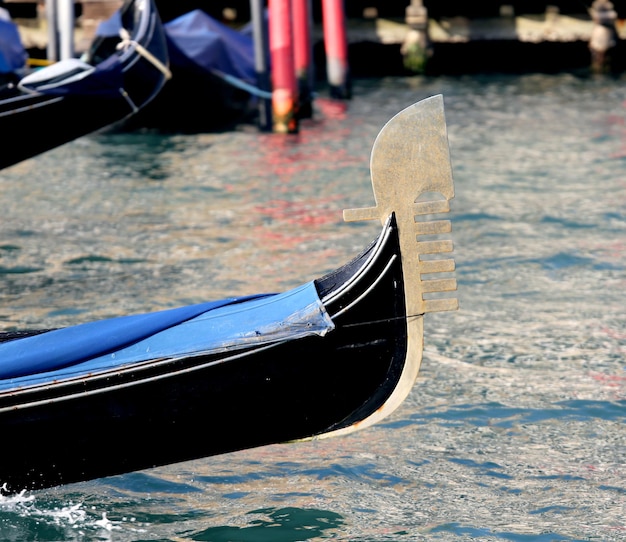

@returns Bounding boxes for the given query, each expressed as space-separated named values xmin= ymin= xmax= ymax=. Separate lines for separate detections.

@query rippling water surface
xmin=1 ymin=74 xmax=626 ymax=541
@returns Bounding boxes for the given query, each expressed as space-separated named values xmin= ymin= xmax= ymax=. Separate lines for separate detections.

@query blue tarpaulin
xmin=95 ymin=10 xmax=123 ymax=38
xmin=164 ymin=9 xmax=257 ymax=86
xmin=18 ymin=6 xmax=126 ymax=97
xmin=0 ymin=282 xmax=334 ymax=390
xmin=19 ymin=56 xmax=125 ymax=97
xmin=93 ymin=8 xmax=265 ymax=97
xmin=0 ymin=14 xmax=27 ymax=74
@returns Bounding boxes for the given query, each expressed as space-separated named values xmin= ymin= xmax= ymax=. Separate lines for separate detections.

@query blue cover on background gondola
xmin=18 ymin=6 xmax=126 ymax=97
xmin=95 ymin=10 xmax=123 ymax=37
xmin=18 ymin=55 xmax=125 ymax=97
xmin=164 ymin=9 xmax=257 ymax=86
xmin=0 ymin=11 xmax=27 ymax=74
xmin=0 ymin=282 xmax=334 ymax=390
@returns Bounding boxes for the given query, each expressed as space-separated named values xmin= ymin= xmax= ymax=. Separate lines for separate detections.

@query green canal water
xmin=0 ymin=73 xmax=625 ymax=540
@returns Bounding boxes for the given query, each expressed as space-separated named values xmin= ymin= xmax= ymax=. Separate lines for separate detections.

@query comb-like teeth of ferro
xmin=416 ymin=239 xmax=453 ymax=254
xmin=424 ymin=298 xmax=459 ymax=312
xmin=414 ymin=199 xmax=450 ymax=215
xmin=419 ymin=259 xmax=455 ymax=274
xmin=415 ymin=200 xmax=458 ymax=313
xmin=414 ymin=219 xmax=451 ymax=236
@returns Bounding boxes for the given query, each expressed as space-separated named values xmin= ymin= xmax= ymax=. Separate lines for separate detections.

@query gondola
xmin=0 ymin=96 xmax=457 ymax=494
xmin=0 ymin=0 xmax=170 ymax=171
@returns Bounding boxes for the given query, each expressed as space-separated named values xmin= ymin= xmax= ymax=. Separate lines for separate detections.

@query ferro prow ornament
xmin=333 ymin=94 xmax=458 ymax=436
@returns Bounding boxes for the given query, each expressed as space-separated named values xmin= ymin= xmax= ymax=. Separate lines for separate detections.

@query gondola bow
xmin=0 ymin=95 xmax=457 ymax=493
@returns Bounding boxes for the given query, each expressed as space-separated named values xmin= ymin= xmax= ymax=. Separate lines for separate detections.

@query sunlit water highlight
xmin=1 ymin=74 xmax=625 ymax=540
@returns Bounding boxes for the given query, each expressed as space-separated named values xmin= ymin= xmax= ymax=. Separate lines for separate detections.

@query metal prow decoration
xmin=326 ymin=95 xmax=458 ymax=438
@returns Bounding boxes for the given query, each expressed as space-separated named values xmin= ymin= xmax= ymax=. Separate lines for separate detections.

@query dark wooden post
xmin=292 ymin=0 xmax=314 ymax=118
xmin=589 ymin=0 xmax=619 ymax=73
xmin=46 ymin=0 xmax=59 ymax=62
xmin=401 ymin=0 xmax=431 ymax=73
xmin=250 ymin=0 xmax=272 ymax=131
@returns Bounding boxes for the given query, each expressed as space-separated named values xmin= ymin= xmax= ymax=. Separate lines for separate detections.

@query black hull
xmin=120 ymin=67 xmax=255 ymax=133
xmin=0 ymin=0 xmax=169 ymax=170
xmin=0 ymin=94 xmax=131 ymax=168
xmin=0 ymin=217 xmax=406 ymax=493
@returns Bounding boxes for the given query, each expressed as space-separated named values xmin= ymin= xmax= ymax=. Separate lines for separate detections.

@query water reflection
xmin=1 ymin=74 xmax=626 ymax=540
xmin=191 ymin=507 xmax=345 ymax=541
xmin=94 ymin=131 xmax=193 ymax=181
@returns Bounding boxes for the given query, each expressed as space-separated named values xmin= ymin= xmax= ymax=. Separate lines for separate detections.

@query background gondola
xmin=0 ymin=0 xmax=170 ymax=171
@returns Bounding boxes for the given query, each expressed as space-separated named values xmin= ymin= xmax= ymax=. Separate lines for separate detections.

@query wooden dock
xmin=4 ymin=0 xmax=626 ymax=73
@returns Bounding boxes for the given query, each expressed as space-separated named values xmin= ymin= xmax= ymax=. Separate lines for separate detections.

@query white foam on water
xmin=0 ymin=489 xmax=150 ymax=539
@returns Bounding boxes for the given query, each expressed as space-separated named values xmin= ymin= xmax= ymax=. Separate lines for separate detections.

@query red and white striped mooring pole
xmin=321 ymin=0 xmax=350 ymax=99
xmin=268 ymin=0 xmax=299 ymax=133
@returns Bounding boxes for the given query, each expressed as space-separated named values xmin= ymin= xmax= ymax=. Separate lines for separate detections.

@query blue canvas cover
xmin=0 ymin=14 xmax=27 ymax=74
xmin=19 ymin=56 xmax=125 ymax=97
xmin=95 ymin=9 xmax=123 ymax=38
xmin=18 ymin=8 xmax=127 ymax=97
xmin=164 ymin=9 xmax=257 ymax=87
xmin=0 ymin=282 xmax=334 ymax=390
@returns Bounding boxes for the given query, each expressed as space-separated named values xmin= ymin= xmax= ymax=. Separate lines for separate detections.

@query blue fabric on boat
xmin=19 ymin=6 xmax=126 ymax=97
xmin=0 ymin=282 xmax=334 ymax=390
xmin=95 ymin=10 xmax=122 ymax=38
xmin=55 ymin=56 xmax=123 ymax=96
xmin=19 ymin=53 xmax=125 ymax=97
xmin=0 ymin=295 xmax=263 ymax=379
xmin=0 ymin=16 xmax=27 ymax=73
xmin=164 ymin=10 xmax=256 ymax=86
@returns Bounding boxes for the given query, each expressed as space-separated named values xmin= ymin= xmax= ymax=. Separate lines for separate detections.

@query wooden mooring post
xmin=292 ymin=0 xmax=314 ymax=118
xmin=45 ymin=0 xmax=59 ymax=62
xmin=250 ymin=0 xmax=272 ymax=132
xmin=589 ymin=0 xmax=619 ymax=73
xmin=58 ymin=0 xmax=75 ymax=59
xmin=268 ymin=0 xmax=299 ymax=133
xmin=44 ymin=0 xmax=75 ymax=61
xmin=401 ymin=0 xmax=431 ymax=73
xmin=321 ymin=0 xmax=350 ymax=99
